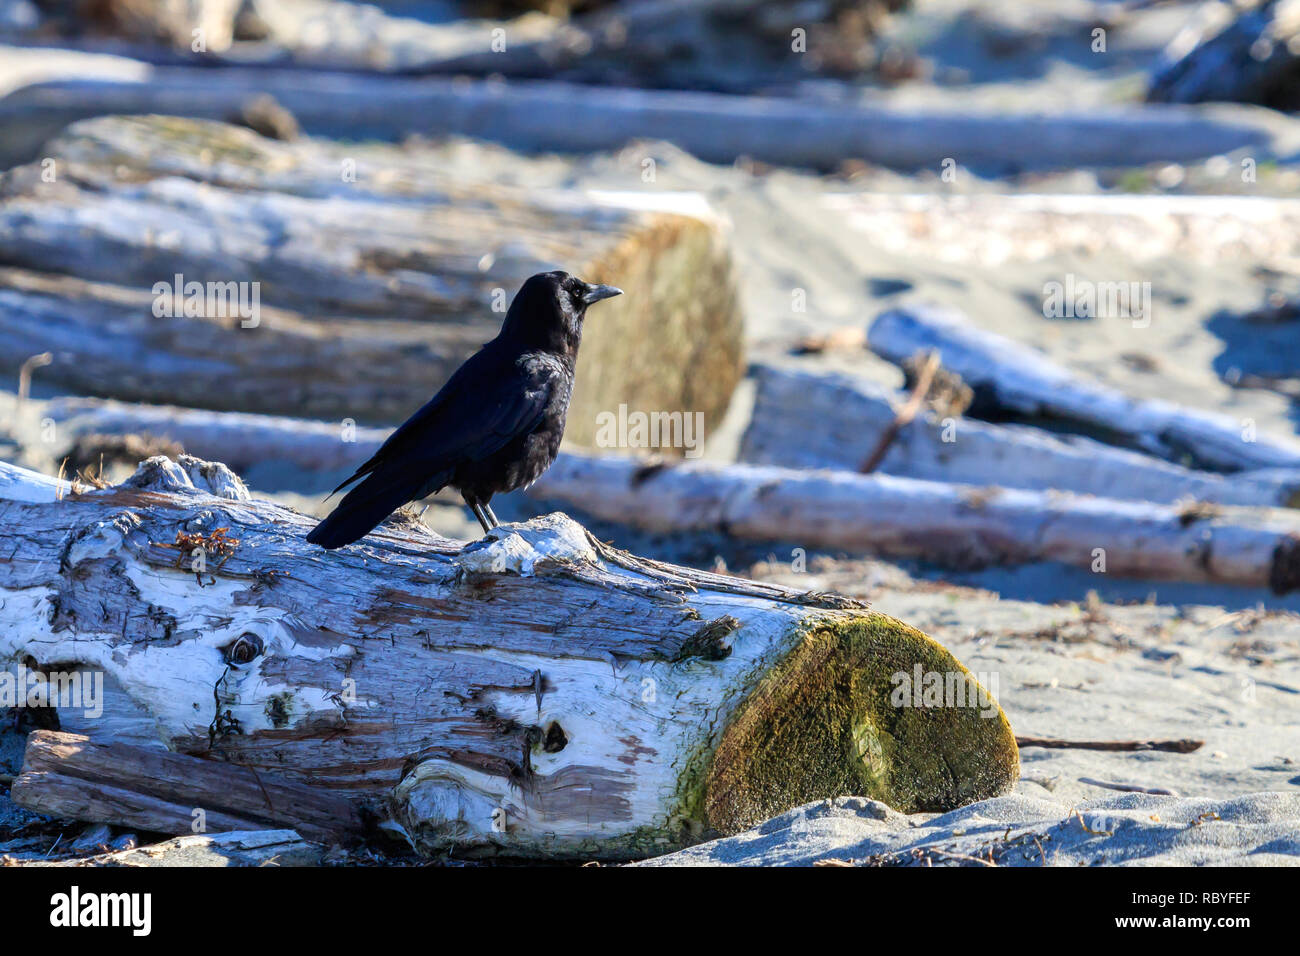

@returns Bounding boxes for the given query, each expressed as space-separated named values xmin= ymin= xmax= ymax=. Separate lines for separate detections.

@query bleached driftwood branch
xmin=532 ymin=453 xmax=1300 ymax=593
xmin=740 ymin=364 xmax=1300 ymax=508
xmin=0 ymin=457 xmax=1017 ymax=858
xmin=39 ymin=396 xmax=387 ymax=481
xmin=868 ymin=305 xmax=1300 ymax=473
xmin=0 ymin=63 xmax=1280 ymax=173
xmin=0 ymin=114 xmax=743 ymax=444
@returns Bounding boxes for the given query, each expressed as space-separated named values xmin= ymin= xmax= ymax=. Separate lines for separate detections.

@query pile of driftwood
xmin=2 ymin=4 xmax=1292 ymax=173
xmin=0 ymin=111 xmax=1027 ymax=862
xmin=14 ymin=301 xmax=1300 ymax=598
xmin=532 ymin=305 xmax=1300 ymax=593
xmin=0 ymin=113 xmax=743 ymax=444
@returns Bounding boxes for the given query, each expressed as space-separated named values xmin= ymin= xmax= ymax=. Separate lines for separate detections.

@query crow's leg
xmin=482 ymin=502 xmax=500 ymax=529
xmin=463 ymin=491 xmax=493 ymax=534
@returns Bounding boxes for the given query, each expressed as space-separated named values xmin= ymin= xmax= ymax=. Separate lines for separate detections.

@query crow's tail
xmin=306 ymin=468 xmax=441 ymax=550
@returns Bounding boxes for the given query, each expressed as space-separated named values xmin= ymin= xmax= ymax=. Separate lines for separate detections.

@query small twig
xmin=1068 ymin=808 xmax=1113 ymax=837
xmin=920 ymin=846 xmax=997 ymax=867
xmin=17 ymin=351 xmax=52 ymax=405
xmin=859 ymin=349 xmax=940 ymax=474
xmin=1016 ymin=736 xmax=1203 ymax=753
xmin=1078 ymin=777 xmax=1179 ymax=796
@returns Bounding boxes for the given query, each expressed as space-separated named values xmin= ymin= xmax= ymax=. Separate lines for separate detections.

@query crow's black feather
xmin=306 ymin=271 xmax=621 ymax=549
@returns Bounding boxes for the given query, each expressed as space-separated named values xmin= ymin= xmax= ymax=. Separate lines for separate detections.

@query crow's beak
xmin=582 ymin=284 xmax=623 ymax=305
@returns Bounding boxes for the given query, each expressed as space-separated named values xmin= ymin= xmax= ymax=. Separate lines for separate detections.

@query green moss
xmin=692 ymin=612 xmax=1019 ymax=834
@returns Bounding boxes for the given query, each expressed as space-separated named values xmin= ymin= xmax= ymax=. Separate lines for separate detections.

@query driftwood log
xmin=0 ymin=457 xmax=1017 ymax=858
xmin=740 ymin=364 xmax=1300 ymax=508
xmin=1148 ymin=0 xmax=1300 ymax=109
xmin=22 ymin=397 xmax=1300 ymax=591
xmin=868 ymin=305 xmax=1300 ymax=473
xmin=533 ymin=453 xmax=1300 ymax=593
xmin=0 ymin=61 xmax=1282 ymax=173
xmin=0 ymin=114 xmax=743 ymax=444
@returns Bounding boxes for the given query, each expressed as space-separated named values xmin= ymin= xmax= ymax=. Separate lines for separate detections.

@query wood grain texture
xmin=12 ymin=730 xmax=367 ymax=844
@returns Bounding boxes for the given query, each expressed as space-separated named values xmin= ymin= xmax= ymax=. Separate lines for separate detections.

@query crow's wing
xmin=307 ymin=351 xmax=563 ymax=548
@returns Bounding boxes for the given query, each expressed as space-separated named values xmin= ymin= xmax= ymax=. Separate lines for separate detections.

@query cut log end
xmin=572 ymin=211 xmax=744 ymax=452
xmin=697 ymin=613 xmax=1018 ymax=834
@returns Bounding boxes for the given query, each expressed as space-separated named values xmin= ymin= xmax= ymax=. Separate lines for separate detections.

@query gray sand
xmin=637 ymin=791 xmax=1300 ymax=866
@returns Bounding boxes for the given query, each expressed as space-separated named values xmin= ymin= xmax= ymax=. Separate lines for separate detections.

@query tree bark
xmin=0 ymin=457 xmax=1018 ymax=859
xmin=0 ymin=114 xmax=744 ymax=445
xmin=531 ymin=452 xmax=1300 ymax=593
xmin=740 ymin=364 xmax=1300 ymax=508
xmin=868 ymin=305 xmax=1300 ymax=473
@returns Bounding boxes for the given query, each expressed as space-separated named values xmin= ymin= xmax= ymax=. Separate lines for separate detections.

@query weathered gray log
xmin=0 ymin=59 xmax=1283 ymax=173
xmin=39 ymin=396 xmax=388 ymax=482
xmin=740 ymin=364 xmax=1300 ymax=508
xmin=0 ymin=457 xmax=1017 ymax=858
xmin=11 ymin=730 xmax=367 ymax=845
xmin=1148 ymin=0 xmax=1300 ymax=108
xmin=0 ymin=114 xmax=743 ymax=442
xmin=868 ymin=305 xmax=1300 ymax=473
xmin=530 ymin=452 xmax=1300 ymax=593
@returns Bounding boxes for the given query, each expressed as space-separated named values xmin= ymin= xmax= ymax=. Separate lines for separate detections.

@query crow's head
xmin=501 ymin=271 xmax=622 ymax=354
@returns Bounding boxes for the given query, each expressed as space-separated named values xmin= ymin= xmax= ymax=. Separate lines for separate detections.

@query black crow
xmin=306 ymin=271 xmax=622 ymax=549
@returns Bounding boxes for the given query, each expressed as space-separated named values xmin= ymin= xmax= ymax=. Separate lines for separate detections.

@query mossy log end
xmin=0 ymin=457 xmax=1016 ymax=858
xmin=0 ymin=114 xmax=744 ymax=446
xmin=697 ymin=614 xmax=1017 ymax=835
